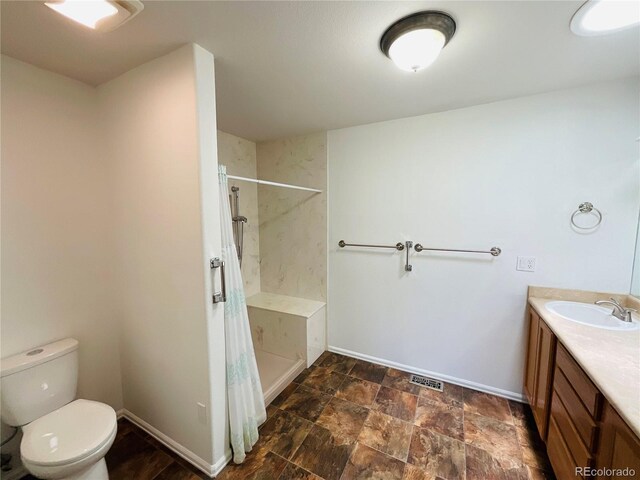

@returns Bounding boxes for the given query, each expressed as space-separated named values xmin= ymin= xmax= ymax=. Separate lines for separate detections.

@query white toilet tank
xmin=1 ymin=338 xmax=79 ymax=426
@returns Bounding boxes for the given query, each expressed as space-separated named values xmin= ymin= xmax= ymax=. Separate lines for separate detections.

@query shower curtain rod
xmin=227 ymin=175 xmax=323 ymax=193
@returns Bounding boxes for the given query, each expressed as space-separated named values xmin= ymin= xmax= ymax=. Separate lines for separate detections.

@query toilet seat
xmin=21 ymin=399 xmax=117 ymax=468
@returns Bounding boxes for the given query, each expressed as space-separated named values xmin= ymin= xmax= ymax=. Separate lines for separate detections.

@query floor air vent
xmin=410 ymin=374 xmax=443 ymax=391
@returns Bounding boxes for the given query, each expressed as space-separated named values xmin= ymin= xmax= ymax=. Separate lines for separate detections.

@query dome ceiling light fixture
xmin=571 ymin=0 xmax=640 ymax=36
xmin=380 ymin=11 xmax=456 ymax=73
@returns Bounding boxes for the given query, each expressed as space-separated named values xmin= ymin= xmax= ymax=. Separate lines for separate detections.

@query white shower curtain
xmin=218 ymin=165 xmax=266 ymax=464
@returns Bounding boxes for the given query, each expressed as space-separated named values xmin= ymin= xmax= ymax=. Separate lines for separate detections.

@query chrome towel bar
xmin=338 ymin=240 xmax=405 ymax=251
xmin=414 ymin=244 xmax=502 ymax=256
xmin=338 ymin=239 xmax=501 ymax=272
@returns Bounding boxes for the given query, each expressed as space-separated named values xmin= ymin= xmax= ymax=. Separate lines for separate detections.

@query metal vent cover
xmin=409 ymin=374 xmax=443 ymax=392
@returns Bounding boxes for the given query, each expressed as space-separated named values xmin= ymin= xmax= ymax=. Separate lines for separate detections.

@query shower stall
xmin=223 ymin=168 xmax=327 ymax=405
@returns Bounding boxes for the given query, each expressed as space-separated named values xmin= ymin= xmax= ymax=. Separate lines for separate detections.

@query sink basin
xmin=545 ymin=301 xmax=640 ymax=331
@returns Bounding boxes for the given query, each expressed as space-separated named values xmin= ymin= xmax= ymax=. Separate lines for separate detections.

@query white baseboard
xmin=328 ymin=345 xmax=526 ymax=403
xmin=212 ymin=449 xmax=233 ymax=477
xmin=121 ymin=409 xmax=230 ymax=478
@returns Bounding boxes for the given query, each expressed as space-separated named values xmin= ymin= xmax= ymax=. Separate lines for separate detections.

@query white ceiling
xmin=2 ymin=1 xmax=639 ymax=141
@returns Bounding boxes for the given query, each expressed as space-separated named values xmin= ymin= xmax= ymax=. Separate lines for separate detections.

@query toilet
xmin=1 ymin=338 xmax=117 ymax=479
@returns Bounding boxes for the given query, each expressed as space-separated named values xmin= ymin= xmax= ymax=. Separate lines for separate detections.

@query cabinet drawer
xmin=550 ymin=387 xmax=592 ymax=468
xmin=556 ymin=344 xmax=601 ymax=417
xmin=547 ymin=415 xmax=584 ymax=480
xmin=553 ymin=367 xmax=598 ymax=450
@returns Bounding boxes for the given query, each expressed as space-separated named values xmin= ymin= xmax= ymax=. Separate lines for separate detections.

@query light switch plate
xmin=517 ymin=256 xmax=536 ymax=272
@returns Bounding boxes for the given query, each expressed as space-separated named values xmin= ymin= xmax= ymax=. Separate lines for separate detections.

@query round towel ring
xmin=571 ymin=202 xmax=602 ymax=230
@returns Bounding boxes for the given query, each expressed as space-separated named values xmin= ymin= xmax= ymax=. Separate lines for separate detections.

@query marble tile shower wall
xmin=217 ymin=131 xmax=261 ymax=297
xmin=257 ymin=133 xmax=327 ymax=302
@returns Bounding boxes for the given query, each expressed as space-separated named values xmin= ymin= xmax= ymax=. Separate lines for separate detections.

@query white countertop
xmin=529 ymin=297 xmax=640 ymax=437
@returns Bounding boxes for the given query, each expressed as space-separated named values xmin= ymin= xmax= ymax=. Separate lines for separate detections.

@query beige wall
xmin=217 ymin=131 xmax=261 ymax=297
xmin=2 ymin=46 xmax=227 ymax=472
xmin=257 ymin=133 xmax=327 ymax=302
xmin=98 ymin=44 xmax=225 ymax=467
xmin=0 ymin=55 xmax=123 ymax=410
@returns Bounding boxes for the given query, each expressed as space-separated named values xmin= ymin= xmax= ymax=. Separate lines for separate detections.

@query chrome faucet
xmin=595 ymin=298 xmax=636 ymax=323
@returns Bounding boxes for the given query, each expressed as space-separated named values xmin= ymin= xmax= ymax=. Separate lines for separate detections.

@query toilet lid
xmin=21 ymin=399 xmax=117 ymax=467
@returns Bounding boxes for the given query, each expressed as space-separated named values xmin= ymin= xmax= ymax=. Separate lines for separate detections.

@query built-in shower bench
xmin=246 ymin=292 xmax=326 ymax=405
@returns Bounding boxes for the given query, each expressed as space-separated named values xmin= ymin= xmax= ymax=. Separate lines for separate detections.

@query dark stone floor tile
xmin=402 ymin=463 xmax=446 ymax=480
xmin=373 ymin=385 xmax=418 ymax=422
xmin=106 ymin=431 xmax=173 ymax=480
xmin=407 ymin=426 xmax=465 ymax=480
xmin=464 ymin=412 xmax=523 ymax=468
xmin=316 ymin=397 xmax=369 ymax=442
xmin=291 ymin=425 xmax=355 ymax=480
xmin=463 ymin=388 xmax=512 ymax=423
xmin=465 ymin=443 xmax=529 ymax=480
xmin=265 ymin=404 xmax=279 ymax=422
xmin=381 ymin=368 xmax=422 ymax=395
xmin=341 ymin=443 xmax=405 ymax=480
xmin=527 ymin=465 xmax=557 ymax=480
xmin=280 ymin=385 xmax=332 ymax=422
xmin=508 ymin=400 xmax=530 ymax=427
xmin=139 ymin=435 xmax=207 ymax=479
xmin=257 ymin=410 xmax=314 ymax=459
xmin=217 ymin=447 xmax=288 ymax=480
xmin=414 ymin=396 xmax=464 ymax=441
xmin=301 ymin=367 xmax=346 ymax=394
xmin=313 ymin=351 xmax=332 ymax=366
xmin=294 ymin=367 xmax=314 ymax=384
xmin=349 ymin=360 xmax=388 ymax=384
xmin=115 ymin=418 xmax=140 ymax=441
xmin=153 ymin=462 xmax=203 ymax=480
xmin=319 ymin=352 xmax=357 ymax=374
xmin=358 ymin=410 xmax=413 ymax=461
xmin=141 ymin=432 xmax=176 ymax=457
xmin=418 ymin=382 xmax=463 ymax=408
xmin=272 ymin=383 xmax=300 ymax=407
xmin=335 ymin=376 xmax=380 ymax=407
xmin=278 ymin=462 xmax=322 ymax=480
xmin=515 ymin=424 xmax=552 ymax=472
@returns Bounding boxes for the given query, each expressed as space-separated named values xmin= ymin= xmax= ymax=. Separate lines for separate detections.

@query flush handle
xmin=210 ymin=257 xmax=227 ymax=304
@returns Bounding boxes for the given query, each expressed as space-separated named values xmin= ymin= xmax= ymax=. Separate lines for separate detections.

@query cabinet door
xmin=533 ymin=318 xmax=556 ymax=441
xmin=524 ymin=308 xmax=540 ymax=406
xmin=596 ymin=402 xmax=640 ymax=479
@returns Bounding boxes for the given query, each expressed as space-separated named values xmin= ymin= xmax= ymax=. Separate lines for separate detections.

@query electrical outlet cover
xmin=517 ymin=256 xmax=536 ymax=272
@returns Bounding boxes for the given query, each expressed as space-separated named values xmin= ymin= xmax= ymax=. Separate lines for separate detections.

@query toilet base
xmin=62 ymin=459 xmax=108 ymax=480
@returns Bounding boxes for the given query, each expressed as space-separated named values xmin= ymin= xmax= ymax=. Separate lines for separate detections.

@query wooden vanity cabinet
xmin=596 ymin=402 xmax=640 ymax=479
xmin=547 ymin=344 xmax=602 ymax=478
xmin=525 ymin=305 xmax=640 ymax=480
xmin=524 ymin=308 xmax=557 ymax=441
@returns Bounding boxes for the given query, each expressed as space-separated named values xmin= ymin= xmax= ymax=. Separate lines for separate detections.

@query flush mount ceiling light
xmin=380 ymin=11 xmax=456 ymax=72
xmin=571 ymin=0 xmax=640 ymax=36
xmin=45 ymin=0 xmax=144 ymax=32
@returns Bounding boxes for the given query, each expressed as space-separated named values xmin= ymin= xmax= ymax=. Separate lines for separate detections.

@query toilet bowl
xmin=0 ymin=339 xmax=118 ymax=480
xmin=21 ymin=399 xmax=117 ymax=480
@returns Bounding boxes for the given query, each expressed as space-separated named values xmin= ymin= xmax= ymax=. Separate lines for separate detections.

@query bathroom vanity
xmin=524 ymin=289 xmax=640 ymax=479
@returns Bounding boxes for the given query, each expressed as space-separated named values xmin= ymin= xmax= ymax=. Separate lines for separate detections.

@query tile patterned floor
xmin=218 ymin=352 xmax=556 ymax=480
xmin=20 ymin=352 xmax=555 ymax=480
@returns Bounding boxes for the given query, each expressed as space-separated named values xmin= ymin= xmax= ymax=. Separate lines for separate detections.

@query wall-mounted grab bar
xmin=414 ymin=244 xmax=502 ymax=256
xmin=338 ymin=240 xmax=405 ymax=251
